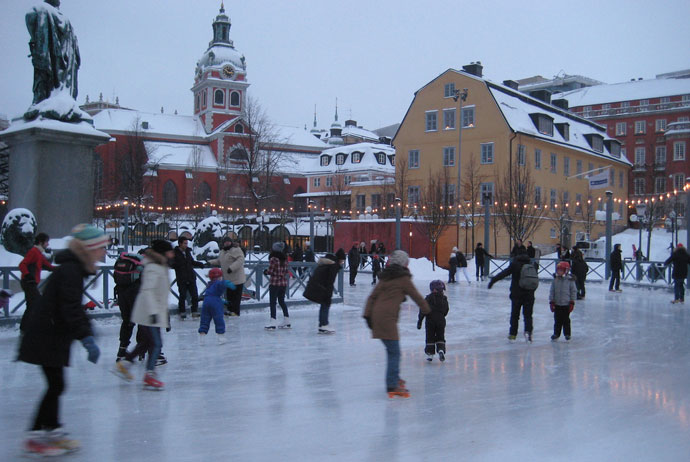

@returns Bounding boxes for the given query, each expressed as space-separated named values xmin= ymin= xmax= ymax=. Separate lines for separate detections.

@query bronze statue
xmin=24 ymin=0 xmax=85 ymax=122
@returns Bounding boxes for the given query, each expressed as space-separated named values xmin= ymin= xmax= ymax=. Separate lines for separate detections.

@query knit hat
xmin=151 ymin=239 xmax=173 ymax=254
xmin=335 ymin=248 xmax=346 ymax=261
xmin=452 ymin=247 xmax=459 ymax=252
xmin=272 ymin=242 xmax=285 ymax=253
xmin=70 ymin=224 xmax=109 ymax=250
xmin=389 ymin=250 xmax=409 ymax=267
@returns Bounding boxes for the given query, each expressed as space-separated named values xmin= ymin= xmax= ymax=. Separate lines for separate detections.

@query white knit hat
xmin=388 ymin=250 xmax=409 ymax=267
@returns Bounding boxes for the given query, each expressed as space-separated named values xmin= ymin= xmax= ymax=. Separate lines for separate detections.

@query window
xmin=619 ymin=172 xmax=623 ymax=189
xmin=320 ymin=156 xmax=330 ymax=166
xmin=425 ymin=111 xmax=438 ymax=131
xmin=655 ymin=177 xmax=666 ymax=194
xmin=550 ymin=228 xmax=557 ymax=239
xmin=621 ymin=101 xmax=630 ymax=109
xmin=344 ymin=175 xmax=351 ymax=185
xmin=602 ymin=104 xmax=611 ymax=110
xmin=443 ymin=109 xmax=456 ymax=129
xmin=517 ymin=144 xmax=526 ymax=166
xmin=576 ymin=159 xmax=583 ymax=175
xmin=444 ymin=83 xmax=456 ymax=98
xmin=563 ymin=190 xmax=570 ymax=206
xmin=202 ymin=90 xmax=207 ymax=106
xmin=371 ymin=194 xmax=381 ymax=209
xmin=535 ymin=149 xmax=541 ymax=169
xmin=550 ymin=153 xmax=557 ymax=173
xmin=610 ymin=168 xmax=615 ymax=187
xmin=230 ymin=91 xmax=240 ymax=106
xmin=621 ymin=148 xmax=626 ymax=159
xmin=680 ymin=117 xmax=690 ymax=122
xmin=196 ymin=181 xmax=212 ymax=203
xmin=634 ymin=178 xmax=645 ymax=195
xmin=336 ymin=153 xmax=346 ymax=165
xmin=518 ymin=183 xmax=526 ymax=203
xmin=584 ymin=106 xmax=592 ymax=116
xmin=683 ymin=95 xmax=690 ymax=102
xmin=673 ymin=173 xmax=685 ymax=191
xmin=564 ymin=157 xmax=570 ymax=176
xmin=214 ymin=89 xmax=224 ymax=105
xmin=234 ymin=124 xmax=244 ymax=133
xmin=163 ymin=180 xmax=178 ymax=206
xmin=674 ymin=142 xmax=686 ymax=161
xmin=375 ymin=152 xmax=387 ymax=165
xmin=634 ymin=120 xmax=646 ymax=134
xmin=351 ymin=151 xmax=362 ymax=163
xmin=480 ymin=183 xmax=494 ymax=205
xmin=550 ymin=189 xmax=557 ymax=207
xmin=661 ymin=96 xmax=671 ymax=105
xmin=634 ymin=147 xmax=645 ymax=167
xmin=588 ymin=162 xmax=594 ymax=173
xmin=575 ymin=194 xmax=582 ymax=214
xmin=462 ymin=106 xmax=475 ymax=128
xmin=656 ymin=146 xmax=667 ymax=164
xmin=615 ymin=122 xmax=627 ymax=136
xmin=326 ymin=176 xmax=332 ymax=187
xmin=356 ymin=194 xmax=366 ymax=209
xmin=656 ymin=119 xmax=667 ymax=132
xmin=409 ymin=150 xmax=420 ymax=169
xmin=556 ymin=123 xmax=570 ymax=140
xmin=640 ymin=99 xmax=649 ymax=107
xmin=443 ymin=184 xmax=456 ymax=206
xmin=408 ymin=186 xmax=420 ymax=205
xmin=443 ymin=147 xmax=455 ymax=167
xmin=535 ymin=186 xmax=542 ymax=205
xmin=481 ymin=143 xmax=494 ymax=164
xmin=195 ymin=94 xmax=200 ymax=110
xmin=538 ymin=116 xmax=553 ymax=136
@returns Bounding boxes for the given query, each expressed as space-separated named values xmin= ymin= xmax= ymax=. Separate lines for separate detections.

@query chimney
xmin=462 ymin=61 xmax=483 ymax=78
xmin=503 ymin=80 xmax=519 ymax=90
xmin=529 ymin=90 xmax=552 ymax=104
xmin=552 ymin=98 xmax=569 ymax=110
xmin=345 ymin=119 xmax=357 ymax=127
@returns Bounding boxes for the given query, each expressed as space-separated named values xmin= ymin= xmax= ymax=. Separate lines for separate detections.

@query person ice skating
xmin=474 ymin=243 xmax=492 ymax=281
xmin=549 ymin=261 xmax=577 ymax=341
xmin=363 ymin=250 xmax=430 ymax=398
xmin=487 ymin=249 xmax=539 ymax=342
xmin=303 ymin=249 xmax=345 ymax=334
xmin=172 ymin=236 xmax=205 ymax=319
xmin=571 ymin=250 xmax=589 ymax=300
xmin=665 ymin=243 xmax=690 ymax=303
xmin=112 ymin=249 xmax=145 ymax=362
xmin=417 ymin=280 xmax=449 ymax=362
xmin=371 ymin=253 xmax=382 ymax=285
xmin=510 ymin=239 xmax=526 ymax=258
xmin=114 ymin=240 xmax=174 ymax=390
xmin=208 ymin=238 xmax=246 ymax=316
xmin=608 ymin=243 xmax=623 ymax=292
xmin=199 ymin=268 xmax=236 ymax=344
xmin=359 ymin=241 xmax=368 ymax=269
xmin=18 ymin=224 xmax=107 ymax=456
xmin=303 ymin=242 xmax=315 ymax=265
xmin=347 ymin=242 xmax=360 ymax=286
xmin=291 ymin=244 xmax=304 ymax=278
xmin=18 ymin=232 xmax=54 ymax=332
xmin=456 ymin=248 xmax=471 ymax=284
xmin=265 ymin=242 xmax=291 ymax=329
xmin=448 ymin=249 xmax=458 ymax=283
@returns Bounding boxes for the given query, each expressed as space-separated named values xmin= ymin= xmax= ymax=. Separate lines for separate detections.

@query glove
xmin=363 ymin=316 xmax=372 ymax=329
xmin=227 ymin=267 xmax=232 ymax=274
xmin=550 ymin=302 xmax=555 ymax=312
xmin=225 ymin=281 xmax=236 ymax=290
xmin=80 ymin=336 xmax=100 ymax=364
xmin=417 ymin=320 xmax=422 ymax=330
xmin=263 ymin=269 xmax=268 ymax=276
xmin=166 ymin=326 xmax=172 ymax=332
xmin=487 ymin=279 xmax=494 ymax=290
xmin=569 ymin=301 xmax=575 ymax=313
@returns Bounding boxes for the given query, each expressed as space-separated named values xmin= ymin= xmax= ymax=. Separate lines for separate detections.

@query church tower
xmin=191 ymin=2 xmax=249 ymax=134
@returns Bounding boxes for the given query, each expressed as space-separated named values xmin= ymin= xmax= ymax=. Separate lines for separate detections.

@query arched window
xmin=214 ymin=89 xmax=225 ymax=105
xmin=228 ymin=147 xmax=248 ymax=164
xmin=162 ymin=180 xmax=178 ymax=207
xmin=230 ymin=91 xmax=240 ymax=106
xmin=234 ymin=124 xmax=244 ymax=133
xmin=196 ymin=181 xmax=212 ymax=203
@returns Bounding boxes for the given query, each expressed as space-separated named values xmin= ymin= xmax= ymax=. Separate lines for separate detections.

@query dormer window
xmin=529 ymin=113 xmax=554 ymax=136
xmin=351 ymin=151 xmax=363 ymax=163
xmin=336 ymin=153 xmax=346 ymax=165
xmin=555 ymin=122 xmax=570 ymax=141
xmin=584 ymin=134 xmax=604 ymax=153
xmin=375 ymin=152 xmax=386 ymax=165
xmin=389 ymin=154 xmax=395 ymax=166
xmin=234 ymin=124 xmax=244 ymax=133
xmin=320 ymin=155 xmax=331 ymax=167
xmin=604 ymin=140 xmax=622 ymax=158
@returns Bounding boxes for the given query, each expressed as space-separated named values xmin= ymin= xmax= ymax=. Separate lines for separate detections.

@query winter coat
xmin=303 ymin=256 xmax=341 ymax=304
xmin=173 ymin=245 xmax=204 ymax=283
xmin=474 ymin=246 xmax=492 ymax=266
xmin=527 ymin=245 xmax=536 ymax=259
xmin=348 ymin=246 xmax=360 ymax=268
xmin=448 ymin=253 xmax=458 ymax=270
xmin=377 ymin=243 xmax=387 ymax=255
xmin=664 ymin=248 xmax=690 ymax=280
xmin=456 ymin=251 xmax=468 ymax=267
xmin=571 ymin=256 xmax=589 ymax=280
xmin=371 ymin=256 xmax=382 ymax=273
xmin=303 ymin=248 xmax=316 ymax=263
xmin=19 ymin=245 xmax=54 ymax=283
xmin=291 ymin=247 xmax=304 ymax=263
xmin=208 ymin=246 xmax=246 ymax=285
xmin=363 ymin=264 xmax=430 ymax=340
xmin=511 ymin=244 xmax=527 ymax=258
xmin=419 ymin=292 xmax=449 ymax=324
xmin=549 ymin=274 xmax=577 ymax=306
xmin=131 ymin=250 xmax=171 ymax=329
xmin=266 ymin=251 xmax=290 ymax=286
xmin=610 ymin=248 xmax=623 ymax=271
xmin=18 ymin=240 xmax=95 ymax=367
xmin=489 ymin=253 xmax=535 ymax=300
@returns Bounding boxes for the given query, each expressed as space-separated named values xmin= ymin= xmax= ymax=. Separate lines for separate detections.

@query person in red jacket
xmin=19 ymin=233 xmax=54 ymax=332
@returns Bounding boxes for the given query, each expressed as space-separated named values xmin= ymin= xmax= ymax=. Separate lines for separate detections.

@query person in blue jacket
xmin=199 ymin=268 xmax=235 ymax=344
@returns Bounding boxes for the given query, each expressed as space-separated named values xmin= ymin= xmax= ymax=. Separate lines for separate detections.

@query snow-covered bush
xmin=194 ymin=215 xmax=223 ymax=250
xmin=195 ymin=240 xmax=220 ymax=261
xmin=1 ymin=208 xmax=37 ymax=255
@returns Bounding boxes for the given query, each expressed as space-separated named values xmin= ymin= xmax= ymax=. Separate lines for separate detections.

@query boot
xmin=265 ymin=318 xmax=277 ymax=330
xmin=23 ymin=431 xmax=66 ymax=457
xmin=143 ymin=371 xmax=165 ymax=390
xmin=45 ymin=428 xmax=80 ymax=452
xmin=113 ymin=359 xmax=134 ymax=381
xmin=217 ymin=334 xmax=227 ymax=344
xmin=199 ymin=332 xmax=207 ymax=345
xmin=387 ymin=387 xmax=410 ymax=398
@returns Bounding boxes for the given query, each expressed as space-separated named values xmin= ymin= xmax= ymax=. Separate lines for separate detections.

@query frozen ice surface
xmin=1 ymin=278 xmax=689 ymax=461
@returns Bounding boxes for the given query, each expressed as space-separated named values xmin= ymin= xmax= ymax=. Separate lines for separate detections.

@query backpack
xmin=113 ymin=252 xmax=143 ymax=287
xmin=518 ymin=262 xmax=539 ymax=290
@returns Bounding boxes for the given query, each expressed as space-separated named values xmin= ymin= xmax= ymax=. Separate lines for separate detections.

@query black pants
xmin=372 ymin=270 xmax=380 ymax=284
xmin=226 ymin=283 xmax=243 ymax=315
xmin=177 ymin=280 xmax=199 ymax=314
xmin=553 ymin=305 xmax=571 ymax=337
xmin=476 ymin=263 xmax=485 ymax=280
xmin=19 ymin=279 xmax=41 ymax=332
xmin=608 ymin=269 xmax=621 ymax=291
xmin=575 ymin=276 xmax=586 ymax=298
xmin=424 ymin=317 xmax=446 ymax=355
xmin=349 ymin=266 xmax=358 ymax=285
xmin=269 ymin=285 xmax=289 ymax=319
xmin=117 ymin=285 xmax=143 ymax=350
xmin=509 ymin=294 xmax=535 ymax=336
xmin=31 ymin=366 xmax=64 ymax=431
xmin=448 ymin=265 xmax=456 ymax=283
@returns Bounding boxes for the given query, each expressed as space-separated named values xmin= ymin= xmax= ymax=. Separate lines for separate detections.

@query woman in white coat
xmin=114 ymin=240 xmax=173 ymax=390
xmin=209 ymin=238 xmax=246 ymax=316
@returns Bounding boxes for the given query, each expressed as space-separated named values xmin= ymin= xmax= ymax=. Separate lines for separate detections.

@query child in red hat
xmin=199 ymin=268 xmax=235 ymax=344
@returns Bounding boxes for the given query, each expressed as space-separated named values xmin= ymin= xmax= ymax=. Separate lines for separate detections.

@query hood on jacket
xmin=144 ymin=248 xmax=170 ymax=265
xmin=378 ymin=264 xmax=411 ymax=281
xmin=318 ymin=256 xmax=337 ymax=265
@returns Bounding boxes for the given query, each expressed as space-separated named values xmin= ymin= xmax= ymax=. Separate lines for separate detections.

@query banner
xmin=588 ymin=170 xmax=609 ymax=190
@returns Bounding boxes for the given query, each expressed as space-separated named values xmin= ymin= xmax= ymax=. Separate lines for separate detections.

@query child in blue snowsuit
xmin=199 ymin=268 xmax=235 ymax=344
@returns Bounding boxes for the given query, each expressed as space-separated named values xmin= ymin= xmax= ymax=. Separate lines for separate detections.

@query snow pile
xmin=1 ymin=208 xmax=37 ymax=256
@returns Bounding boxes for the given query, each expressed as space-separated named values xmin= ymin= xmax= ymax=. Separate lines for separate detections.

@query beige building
xmin=394 ymin=63 xmax=632 ymax=258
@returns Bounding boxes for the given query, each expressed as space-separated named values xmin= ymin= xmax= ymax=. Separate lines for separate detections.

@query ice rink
xmin=1 ymin=275 xmax=689 ymax=461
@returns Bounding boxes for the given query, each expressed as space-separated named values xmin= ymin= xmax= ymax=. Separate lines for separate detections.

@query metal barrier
xmin=0 ymin=262 xmax=344 ymax=323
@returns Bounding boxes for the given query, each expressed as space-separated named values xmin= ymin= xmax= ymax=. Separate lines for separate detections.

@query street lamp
xmin=453 ymin=87 xmax=468 ymax=248
xmin=123 ymin=197 xmax=130 ymax=251
xmin=482 ymin=192 xmax=491 ymax=277
xmin=324 ymin=210 xmax=332 ymax=253
xmin=308 ymin=200 xmax=315 ymax=252
xmin=395 ymin=197 xmax=402 ymax=250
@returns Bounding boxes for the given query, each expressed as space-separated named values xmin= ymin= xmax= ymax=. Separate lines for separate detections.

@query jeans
xmin=124 ymin=326 xmax=162 ymax=371
xmin=31 ymin=366 xmax=64 ymax=431
xmin=319 ymin=300 xmax=331 ymax=327
xmin=269 ymin=285 xmax=289 ymax=319
xmin=380 ymin=339 xmax=401 ymax=390
xmin=608 ymin=269 xmax=621 ymax=290
xmin=476 ymin=263 xmax=485 ymax=280
xmin=674 ymin=279 xmax=685 ymax=301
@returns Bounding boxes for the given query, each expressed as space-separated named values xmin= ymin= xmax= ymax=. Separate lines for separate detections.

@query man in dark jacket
xmin=291 ymin=245 xmax=304 ymax=278
xmin=474 ymin=243 xmax=492 ymax=281
xmin=347 ymin=242 xmax=360 ymax=286
xmin=510 ymin=239 xmax=527 ymax=258
xmin=304 ymin=249 xmax=345 ymax=333
xmin=173 ymin=236 xmax=205 ymax=318
xmin=665 ymin=243 xmax=690 ymax=303
xmin=571 ymin=251 xmax=589 ymax=300
xmin=608 ymin=243 xmax=623 ymax=292
xmin=488 ymin=250 xmax=536 ymax=342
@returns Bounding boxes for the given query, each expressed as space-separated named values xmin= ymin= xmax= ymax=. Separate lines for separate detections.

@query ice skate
xmin=23 ymin=431 xmax=67 ymax=457
xmin=318 ymin=325 xmax=335 ymax=334
xmin=217 ymin=334 xmax=227 ymax=344
xmin=438 ymin=351 xmax=446 ymax=362
xmin=265 ymin=318 xmax=277 ymax=330
xmin=524 ymin=331 xmax=533 ymax=343
xmin=45 ymin=428 xmax=81 ymax=452
xmin=387 ymin=387 xmax=410 ymax=398
xmin=143 ymin=371 xmax=165 ymax=390
xmin=191 ymin=312 xmax=201 ymax=319
xmin=112 ymin=359 xmax=134 ymax=381
xmin=278 ymin=318 xmax=291 ymax=329
xmin=426 ymin=353 xmax=433 ymax=362
xmin=179 ymin=312 xmax=187 ymax=320
xmin=199 ymin=333 xmax=207 ymax=345
xmin=551 ymin=335 xmax=559 ymax=342
xmin=507 ymin=334 xmax=517 ymax=341
xmin=155 ymin=353 xmax=167 ymax=366
xmin=565 ymin=335 xmax=571 ymax=341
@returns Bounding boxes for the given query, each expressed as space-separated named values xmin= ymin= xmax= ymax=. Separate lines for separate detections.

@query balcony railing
xmin=578 ymin=100 xmax=690 ymax=119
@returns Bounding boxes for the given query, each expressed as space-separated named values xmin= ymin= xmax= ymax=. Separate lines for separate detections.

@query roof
xmin=93 ymin=109 xmax=207 ymax=139
xmin=144 ymin=141 xmax=217 ymax=170
xmin=554 ymin=78 xmax=690 ymax=107
xmin=301 ymin=142 xmax=396 ymax=174
xmin=272 ymin=124 xmax=329 ymax=150
xmin=341 ymin=125 xmax=379 ymax=141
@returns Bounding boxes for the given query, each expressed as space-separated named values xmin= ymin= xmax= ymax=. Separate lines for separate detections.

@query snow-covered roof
xmin=272 ymin=124 xmax=329 ymax=150
xmin=341 ymin=125 xmax=379 ymax=141
xmin=554 ymin=78 xmax=690 ymax=107
xmin=197 ymin=44 xmax=246 ymax=73
xmin=488 ymin=85 xmax=632 ymax=166
xmin=93 ymin=109 xmax=206 ymax=140
xmin=300 ymin=142 xmax=396 ymax=174
xmin=144 ymin=141 xmax=217 ymax=170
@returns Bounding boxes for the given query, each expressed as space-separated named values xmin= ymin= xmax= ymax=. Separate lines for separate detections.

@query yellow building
xmin=394 ymin=63 xmax=632 ymax=258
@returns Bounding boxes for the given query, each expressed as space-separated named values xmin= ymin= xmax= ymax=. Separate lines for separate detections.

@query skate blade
xmin=264 ymin=326 xmax=277 ymax=330
xmin=317 ymin=330 xmax=335 ymax=335
xmin=277 ymin=325 xmax=291 ymax=329
xmin=387 ymin=392 xmax=410 ymax=399
xmin=143 ymin=385 xmax=165 ymax=391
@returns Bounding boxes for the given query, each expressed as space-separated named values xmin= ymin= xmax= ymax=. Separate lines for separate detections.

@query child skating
xmin=417 ymin=280 xmax=449 ymax=362
xmin=199 ymin=268 xmax=236 ymax=344
xmin=549 ymin=261 xmax=577 ymax=341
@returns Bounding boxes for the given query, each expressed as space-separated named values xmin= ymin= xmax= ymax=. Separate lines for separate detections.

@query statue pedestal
xmin=0 ymin=119 xmax=110 ymax=238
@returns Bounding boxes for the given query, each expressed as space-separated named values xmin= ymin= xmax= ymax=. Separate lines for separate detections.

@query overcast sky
xmin=1 ymin=0 xmax=689 ymax=131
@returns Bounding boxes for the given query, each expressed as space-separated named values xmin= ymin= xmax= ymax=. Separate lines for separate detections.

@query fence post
xmin=103 ymin=268 xmax=109 ymax=310
xmin=2 ymin=269 xmax=9 ymax=317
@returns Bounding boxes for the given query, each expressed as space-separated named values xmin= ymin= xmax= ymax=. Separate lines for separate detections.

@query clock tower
xmin=191 ymin=2 xmax=249 ymax=134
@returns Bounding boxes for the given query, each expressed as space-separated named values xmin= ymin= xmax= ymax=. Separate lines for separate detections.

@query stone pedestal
xmin=0 ymin=119 xmax=110 ymax=238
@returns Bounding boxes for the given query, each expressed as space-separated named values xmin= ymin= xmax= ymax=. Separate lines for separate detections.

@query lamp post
xmin=605 ymin=190 xmax=613 ymax=280
xmin=483 ymin=193 xmax=491 ymax=278
xmin=453 ymin=88 xmax=468 ymax=248
xmin=324 ymin=210 xmax=332 ymax=253
xmin=685 ymin=179 xmax=690 ymax=286
xmin=395 ymin=197 xmax=402 ymax=250
xmin=123 ymin=197 xmax=130 ymax=251
xmin=308 ymin=200 xmax=315 ymax=252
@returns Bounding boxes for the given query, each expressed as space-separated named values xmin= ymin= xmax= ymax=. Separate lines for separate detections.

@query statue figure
xmin=24 ymin=0 xmax=86 ymax=122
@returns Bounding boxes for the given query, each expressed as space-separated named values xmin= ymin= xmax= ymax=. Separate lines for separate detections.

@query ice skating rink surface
xmin=2 ymin=277 xmax=689 ymax=461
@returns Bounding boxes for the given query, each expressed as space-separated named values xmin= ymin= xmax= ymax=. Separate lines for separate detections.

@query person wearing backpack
xmin=487 ymin=249 xmax=538 ymax=342
xmin=113 ymin=251 xmax=144 ymax=361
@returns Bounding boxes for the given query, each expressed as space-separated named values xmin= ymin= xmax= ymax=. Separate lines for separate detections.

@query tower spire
xmin=313 ymin=104 xmax=317 ymax=128
xmin=335 ymin=98 xmax=339 ymax=122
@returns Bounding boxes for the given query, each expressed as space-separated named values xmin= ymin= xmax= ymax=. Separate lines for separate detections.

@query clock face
xmin=222 ymin=65 xmax=234 ymax=78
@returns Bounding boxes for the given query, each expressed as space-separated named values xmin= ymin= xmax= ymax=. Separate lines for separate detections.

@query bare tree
xmin=326 ymin=167 xmax=351 ymax=217
xmin=458 ymin=152 xmax=487 ymax=253
xmin=581 ymin=195 xmax=597 ymax=238
xmin=414 ymin=168 xmax=454 ymax=270
xmin=395 ymin=156 xmax=410 ymax=216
